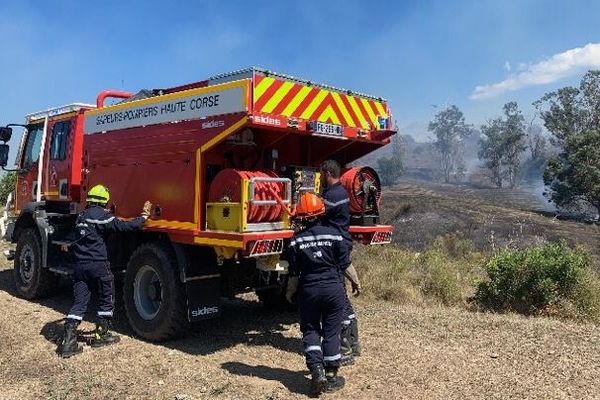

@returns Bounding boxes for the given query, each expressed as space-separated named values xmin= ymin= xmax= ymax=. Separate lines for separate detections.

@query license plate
xmin=310 ymin=121 xmax=344 ymax=137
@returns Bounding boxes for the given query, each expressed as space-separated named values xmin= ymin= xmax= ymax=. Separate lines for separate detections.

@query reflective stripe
xmin=305 ymin=345 xmax=322 ymax=353
xmin=97 ymin=311 xmax=113 ymax=316
xmin=76 ymin=223 xmax=89 ymax=227
xmin=323 ymin=354 xmax=341 ymax=361
xmin=348 ymin=314 xmax=356 ymax=320
xmin=66 ymin=314 xmax=83 ymax=321
xmin=290 ymin=234 xmax=343 ymax=246
xmin=342 ymin=320 xmax=351 ymax=326
xmin=322 ymin=198 xmax=349 ymax=207
xmin=85 ymin=216 xmax=115 ymax=225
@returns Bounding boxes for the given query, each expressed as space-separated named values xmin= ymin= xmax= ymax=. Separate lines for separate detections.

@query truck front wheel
xmin=13 ymin=227 xmax=57 ymax=299
xmin=124 ymin=242 xmax=187 ymax=342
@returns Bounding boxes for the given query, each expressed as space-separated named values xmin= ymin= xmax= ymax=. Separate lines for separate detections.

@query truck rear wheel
xmin=123 ymin=242 xmax=187 ymax=341
xmin=13 ymin=227 xmax=57 ymax=299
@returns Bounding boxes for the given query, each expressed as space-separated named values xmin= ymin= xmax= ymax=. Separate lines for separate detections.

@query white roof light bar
xmin=26 ymin=103 xmax=95 ymax=122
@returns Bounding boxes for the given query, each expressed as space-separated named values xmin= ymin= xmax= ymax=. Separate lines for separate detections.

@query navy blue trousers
xmin=66 ymin=261 xmax=114 ymax=323
xmin=299 ymin=282 xmax=346 ymax=369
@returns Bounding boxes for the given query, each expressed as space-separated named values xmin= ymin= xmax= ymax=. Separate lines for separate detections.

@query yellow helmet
xmin=87 ymin=184 xmax=110 ymax=204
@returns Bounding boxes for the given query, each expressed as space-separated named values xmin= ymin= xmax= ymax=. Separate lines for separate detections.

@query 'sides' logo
xmin=201 ymin=120 xmax=225 ymax=129
xmin=191 ymin=306 xmax=219 ymax=318
xmin=255 ymin=115 xmax=281 ymax=126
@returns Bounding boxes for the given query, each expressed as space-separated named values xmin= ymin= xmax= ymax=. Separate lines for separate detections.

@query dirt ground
xmin=1 ymin=255 xmax=600 ymax=400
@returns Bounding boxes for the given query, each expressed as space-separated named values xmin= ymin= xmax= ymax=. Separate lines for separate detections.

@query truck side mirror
xmin=0 ymin=144 xmax=9 ymax=167
xmin=0 ymin=127 xmax=12 ymax=142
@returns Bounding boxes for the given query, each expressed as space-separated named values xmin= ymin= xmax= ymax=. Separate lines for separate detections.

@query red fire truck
xmin=0 ymin=68 xmax=395 ymax=341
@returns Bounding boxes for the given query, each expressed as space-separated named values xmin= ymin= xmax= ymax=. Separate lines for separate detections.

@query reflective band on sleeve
xmin=323 ymin=354 xmax=341 ymax=361
xmin=76 ymin=223 xmax=89 ymax=227
xmin=305 ymin=345 xmax=322 ymax=353
xmin=342 ymin=320 xmax=351 ymax=326
xmin=85 ymin=217 xmax=115 ymax=224
xmin=348 ymin=314 xmax=356 ymax=320
xmin=66 ymin=314 xmax=83 ymax=321
xmin=290 ymin=234 xmax=343 ymax=246
xmin=322 ymin=198 xmax=350 ymax=207
xmin=97 ymin=311 xmax=113 ymax=317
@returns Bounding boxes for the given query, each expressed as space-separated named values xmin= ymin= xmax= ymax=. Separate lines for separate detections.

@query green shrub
xmin=474 ymin=242 xmax=591 ymax=315
xmin=562 ymin=268 xmax=600 ymax=323
xmin=0 ymin=171 xmax=15 ymax=204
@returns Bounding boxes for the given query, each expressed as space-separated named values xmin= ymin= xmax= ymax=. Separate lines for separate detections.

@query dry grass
xmin=353 ymin=234 xmax=486 ymax=308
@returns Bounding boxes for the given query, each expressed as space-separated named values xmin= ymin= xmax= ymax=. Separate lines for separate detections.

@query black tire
xmin=13 ymin=227 xmax=57 ymax=299
xmin=123 ymin=242 xmax=187 ymax=341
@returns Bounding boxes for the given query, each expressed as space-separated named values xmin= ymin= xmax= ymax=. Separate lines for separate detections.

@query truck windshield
xmin=22 ymin=124 xmax=44 ymax=169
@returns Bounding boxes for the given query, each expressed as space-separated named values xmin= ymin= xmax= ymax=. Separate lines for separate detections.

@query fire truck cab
xmin=0 ymin=68 xmax=396 ymax=341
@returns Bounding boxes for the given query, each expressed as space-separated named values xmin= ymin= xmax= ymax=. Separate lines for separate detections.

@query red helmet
xmin=295 ymin=192 xmax=326 ymax=219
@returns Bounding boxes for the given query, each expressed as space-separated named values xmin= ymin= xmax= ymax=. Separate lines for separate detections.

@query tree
xmin=478 ymin=119 xmax=504 ymax=188
xmin=521 ymin=123 xmax=549 ymax=184
xmin=501 ymin=102 xmax=527 ymax=188
xmin=527 ymin=124 xmax=547 ymax=160
xmin=543 ymin=130 xmax=600 ymax=212
xmin=0 ymin=171 xmax=16 ymax=204
xmin=377 ymin=135 xmax=403 ymax=186
xmin=428 ymin=105 xmax=471 ymax=183
xmin=534 ymin=70 xmax=600 ymax=213
xmin=478 ymin=102 xmax=527 ymax=188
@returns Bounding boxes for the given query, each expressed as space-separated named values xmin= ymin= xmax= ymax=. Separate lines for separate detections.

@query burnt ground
xmin=1 ymin=181 xmax=600 ymax=399
xmin=382 ymin=179 xmax=600 ymax=258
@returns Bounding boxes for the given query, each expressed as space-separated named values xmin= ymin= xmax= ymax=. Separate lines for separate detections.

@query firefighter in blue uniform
xmin=285 ymin=192 xmax=358 ymax=394
xmin=58 ymin=184 xmax=152 ymax=358
xmin=319 ymin=160 xmax=362 ymax=364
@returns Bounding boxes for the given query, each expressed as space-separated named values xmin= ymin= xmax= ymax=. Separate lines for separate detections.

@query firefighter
xmin=58 ymin=184 xmax=152 ymax=358
xmin=319 ymin=160 xmax=362 ymax=363
xmin=285 ymin=192 xmax=360 ymax=394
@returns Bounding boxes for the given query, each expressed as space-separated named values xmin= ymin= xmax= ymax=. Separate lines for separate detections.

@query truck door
xmin=15 ymin=123 xmax=44 ymax=211
xmin=44 ymin=119 xmax=73 ymax=201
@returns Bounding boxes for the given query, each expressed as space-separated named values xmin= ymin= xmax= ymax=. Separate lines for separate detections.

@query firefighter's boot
xmin=58 ymin=320 xmax=83 ymax=358
xmin=309 ymin=364 xmax=328 ymax=394
xmin=324 ymin=367 xmax=346 ymax=393
xmin=350 ymin=318 xmax=361 ymax=356
xmin=340 ymin=324 xmax=355 ymax=366
xmin=89 ymin=319 xmax=120 ymax=348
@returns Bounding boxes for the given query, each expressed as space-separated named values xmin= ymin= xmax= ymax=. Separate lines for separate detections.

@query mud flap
xmin=185 ymin=275 xmax=221 ymax=322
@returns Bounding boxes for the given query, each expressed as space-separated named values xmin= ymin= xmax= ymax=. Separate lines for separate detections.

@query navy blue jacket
xmin=288 ymin=222 xmax=351 ymax=287
xmin=70 ymin=205 xmax=145 ymax=263
xmin=321 ymin=182 xmax=351 ymax=242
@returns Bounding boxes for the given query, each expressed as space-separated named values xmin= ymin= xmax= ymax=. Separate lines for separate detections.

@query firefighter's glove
xmin=141 ymin=201 xmax=153 ymax=220
xmin=344 ymin=264 xmax=362 ymax=296
xmin=286 ymin=276 xmax=299 ymax=304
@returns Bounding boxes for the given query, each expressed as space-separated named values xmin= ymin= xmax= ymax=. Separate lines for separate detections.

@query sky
xmin=1 ymin=0 xmax=600 ymax=159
